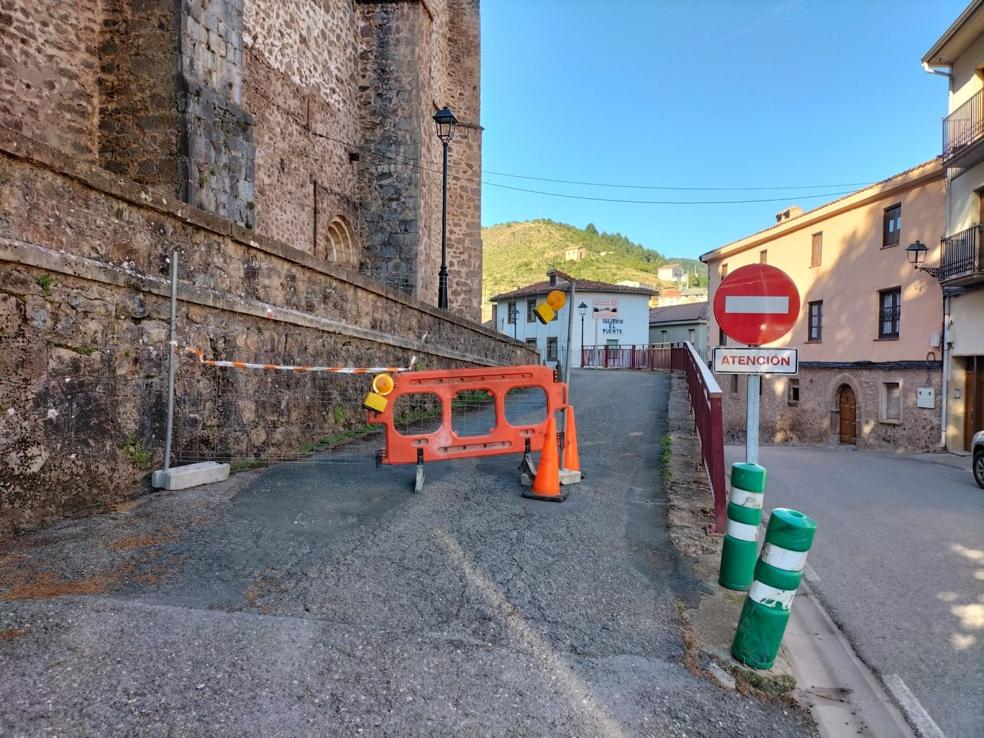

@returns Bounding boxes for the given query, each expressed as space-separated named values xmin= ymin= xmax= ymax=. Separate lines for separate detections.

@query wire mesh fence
xmin=172 ymin=365 xmax=551 ymax=470
xmin=1 ymin=342 xmax=553 ymax=484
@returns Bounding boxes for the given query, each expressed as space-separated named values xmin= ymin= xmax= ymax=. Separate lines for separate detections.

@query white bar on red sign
xmin=712 ymin=347 xmax=798 ymax=375
xmin=724 ymin=296 xmax=790 ymax=314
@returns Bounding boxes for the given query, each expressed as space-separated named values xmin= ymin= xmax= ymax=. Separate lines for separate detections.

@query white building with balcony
xmin=923 ymin=0 xmax=984 ymax=451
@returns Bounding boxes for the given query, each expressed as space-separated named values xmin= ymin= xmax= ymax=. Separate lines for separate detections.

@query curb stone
xmin=664 ymin=372 xmax=798 ymax=698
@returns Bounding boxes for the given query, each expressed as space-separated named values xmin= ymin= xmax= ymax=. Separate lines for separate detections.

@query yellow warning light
xmin=363 ymin=392 xmax=388 ymax=413
xmin=372 ymin=373 xmax=395 ymax=396
xmin=534 ymin=303 xmax=556 ymax=325
xmin=546 ymin=290 xmax=566 ymax=310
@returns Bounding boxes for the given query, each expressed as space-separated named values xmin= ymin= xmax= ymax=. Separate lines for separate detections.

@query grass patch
xmin=120 ymin=434 xmax=153 ymax=471
xmin=661 ymin=433 xmax=672 ymax=482
xmin=35 ymin=274 xmax=53 ymax=294
xmin=76 ymin=346 xmax=98 ymax=356
xmin=332 ymin=406 xmax=345 ymax=425
xmin=230 ymin=458 xmax=269 ymax=472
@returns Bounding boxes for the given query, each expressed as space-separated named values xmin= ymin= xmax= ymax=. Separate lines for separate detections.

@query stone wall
xmin=98 ymin=0 xmax=187 ymax=195
xmin=242 ymin=0 xmax=362 ymax=263
xmin=1 ymin=0 xmax=482 ymax=311
xmin=0 ymin=129 xmax=536 ymax=534
xmin=0 ymin=0 xmax=102 ymax=159
xmin=356 ymin=0 xmax=425 ymax=296
xmin=182 ymin=0 xmax=256 ymax=229
xmin=718 ymin=364 xmax=943 ymax=452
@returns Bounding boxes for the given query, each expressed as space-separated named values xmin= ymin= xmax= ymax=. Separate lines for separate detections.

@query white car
xmin=974 ymin=430 xmax=984 ymax=489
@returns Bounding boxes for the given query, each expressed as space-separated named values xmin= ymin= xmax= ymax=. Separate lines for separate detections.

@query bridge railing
xmin=582 ymin=342 xmax=726 ymax=533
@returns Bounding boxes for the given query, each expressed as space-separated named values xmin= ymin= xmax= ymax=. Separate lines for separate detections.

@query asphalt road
xmin=0 ymin=370 xmax=816 ymax=736
xmin=725 ymin=444 xmax=984 ymax=738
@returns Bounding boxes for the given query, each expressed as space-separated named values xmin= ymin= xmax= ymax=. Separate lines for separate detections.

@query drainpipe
xmin=940 ymin=294 xmax=950 ymax=450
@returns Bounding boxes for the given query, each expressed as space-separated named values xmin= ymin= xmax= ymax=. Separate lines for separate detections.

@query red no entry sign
xmin=713 ymin=264 xmax=800 ymax=346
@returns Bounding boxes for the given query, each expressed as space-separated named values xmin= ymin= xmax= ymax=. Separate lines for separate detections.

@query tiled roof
xmin=649 ymin=301 xmax=708 ymax=324
xmin=490 ymin=277 xmax=656 ymax=301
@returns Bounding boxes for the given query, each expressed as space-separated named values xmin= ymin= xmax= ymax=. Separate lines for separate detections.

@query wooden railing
xmin=581 ymin=342 xmax=726 ymax=533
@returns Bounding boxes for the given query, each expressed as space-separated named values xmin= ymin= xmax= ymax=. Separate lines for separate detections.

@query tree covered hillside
xmin=482 ymin=219 xmax=706 ymax=314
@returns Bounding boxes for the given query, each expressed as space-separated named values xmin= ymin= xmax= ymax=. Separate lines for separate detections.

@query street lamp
xmin=577 ymin=302 xmax=588 ymax=362
xmin=906 ymin=239 xmax=942 ymax=280
xmin=433 ymin=106 xmax=458 ymax=309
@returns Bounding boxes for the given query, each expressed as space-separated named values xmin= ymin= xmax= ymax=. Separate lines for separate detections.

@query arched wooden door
xmin=838 ymin=385 xmax=856 ymax=444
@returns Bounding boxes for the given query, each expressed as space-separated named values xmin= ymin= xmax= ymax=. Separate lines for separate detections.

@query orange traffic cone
xmin=524 ymin=416 xmax=567 ymax=502
xmin=562 ymin=406 xmax=580 ymax=473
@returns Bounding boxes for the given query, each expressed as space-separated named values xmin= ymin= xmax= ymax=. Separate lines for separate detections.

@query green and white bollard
xmin=719 ymin=462 xmax=767 ymax=591
xmin=731 ymin=508 xmax=817 ymax=670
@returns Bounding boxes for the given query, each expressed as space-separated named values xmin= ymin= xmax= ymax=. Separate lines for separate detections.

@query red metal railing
xmin=581 ymin=343 xmax=681 ymax=369
xmin=670 ymin=342 xmax=726 ymax=533
xmin=581 ymin=342 xmax=726 ymax=533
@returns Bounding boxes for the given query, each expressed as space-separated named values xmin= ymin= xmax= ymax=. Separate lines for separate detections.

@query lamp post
xmin=433 ymin=106 xmax=458 ymax=310
xmin=577 ymin=302 xmax=588 ymax=367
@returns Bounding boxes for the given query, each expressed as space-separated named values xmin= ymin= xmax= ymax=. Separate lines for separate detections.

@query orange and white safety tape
xmin=184 ymin=347 xmax=414 ymax=374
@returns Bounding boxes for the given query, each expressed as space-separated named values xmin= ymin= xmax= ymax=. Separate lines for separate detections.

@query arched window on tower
xmin=325 ymin=215 xmax=357 ymax=268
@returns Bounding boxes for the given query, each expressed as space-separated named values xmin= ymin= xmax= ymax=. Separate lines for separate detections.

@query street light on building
xmin=906 ymin=239 xmax=942 ymax=280
xmin=577 ymin=302 xmax=588 ymax=362
xmin=433 ymin=106 xmax=458 ymax=310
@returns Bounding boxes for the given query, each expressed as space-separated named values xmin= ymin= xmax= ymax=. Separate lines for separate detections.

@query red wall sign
xmin=713 ymin=264 xmax=801 ymax=346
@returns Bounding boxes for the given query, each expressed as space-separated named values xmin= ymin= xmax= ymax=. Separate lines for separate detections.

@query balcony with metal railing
xmin=940 ymin=224 xmax=984 ymax=285
xmin=943 ymin=89 xmax=984 ymax=168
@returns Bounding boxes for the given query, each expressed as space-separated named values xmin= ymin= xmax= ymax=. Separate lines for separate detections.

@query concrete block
xmin=559 ymin=468 xmax=582 ymax=486
xmin=151 ymin=461 xmax=230 ymax=490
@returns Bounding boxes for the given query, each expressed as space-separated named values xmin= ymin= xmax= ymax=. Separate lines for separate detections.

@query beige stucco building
xmin=701 ymin=160 xmax=946 ymax=452
xmin=923 ymin=0 xmax=984 ymax=452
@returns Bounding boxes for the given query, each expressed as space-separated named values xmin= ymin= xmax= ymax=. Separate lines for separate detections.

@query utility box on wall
xmin=917 ymin=387 xmax=935 ymax=409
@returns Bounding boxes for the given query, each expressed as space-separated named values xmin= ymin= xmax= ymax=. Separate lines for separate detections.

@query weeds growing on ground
xmin=120 ymin=434 xmax=153 ymax=471
xmin=661 ymin=433 xmax=672 ymax=482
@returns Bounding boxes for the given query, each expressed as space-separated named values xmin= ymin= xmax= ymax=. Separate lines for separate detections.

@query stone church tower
xmin=0 ymin=0 xmax=483 ymax=318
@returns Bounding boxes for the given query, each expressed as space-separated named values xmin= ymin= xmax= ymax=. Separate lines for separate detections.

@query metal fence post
xmin=163 ymin=249 xmax=178 ymax=472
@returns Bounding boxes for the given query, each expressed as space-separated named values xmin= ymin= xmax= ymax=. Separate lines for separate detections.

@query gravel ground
xmin=0 ymin=370 xmax=815 ymax=736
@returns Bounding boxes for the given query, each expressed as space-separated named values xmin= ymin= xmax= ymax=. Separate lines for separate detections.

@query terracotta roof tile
xmin=490 ymin=277 xmax=656 ymax=301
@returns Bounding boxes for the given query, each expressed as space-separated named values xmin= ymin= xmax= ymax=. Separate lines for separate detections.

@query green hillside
xmin=482 ymin=219 xmax=706 ymax=317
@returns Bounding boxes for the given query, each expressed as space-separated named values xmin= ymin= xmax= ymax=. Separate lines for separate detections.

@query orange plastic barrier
xmin=368 ymin=365 xmax=568 ymax=465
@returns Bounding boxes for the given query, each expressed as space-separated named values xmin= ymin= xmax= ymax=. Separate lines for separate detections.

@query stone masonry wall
xmin=357 ymin=0 xmax=424 ymax=296
xmin=0 ymin=130 xmax=536 ymax=534
xmin=0 ymin=0 xmax=483 ymax=313
xmin=98 ymin=0 xmax=187 ymax=196
xmin=718 ymin=365 xmax=943 ymax=452
xmin=182 ymin=0 xmax=257 ymax=228
xmin=242 ymin=0 xmax=362 ymax=262
xmin=0 ymin=0 xmax=103 ymax=159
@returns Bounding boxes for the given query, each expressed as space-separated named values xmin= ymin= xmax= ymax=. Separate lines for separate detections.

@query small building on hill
xmin=564 ymin=247 xmax=587 ymax=261
xmin=490 ymin=272 xmax=655 ymax=369
xmin=653 ymin=286 xmax=708 ymax=308
xmin=657 ymin=263 xmax=686 ymax=284
xmin=649 ymin=302 xmax=709 ymax=359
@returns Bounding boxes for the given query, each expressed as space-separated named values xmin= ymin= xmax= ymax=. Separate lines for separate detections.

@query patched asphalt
xmin=0 ymin=370 xmax=815 ymax=736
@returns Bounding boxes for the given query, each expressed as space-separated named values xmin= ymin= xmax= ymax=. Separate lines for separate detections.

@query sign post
xmin=713 ymin=265 xmax=801 ymax=464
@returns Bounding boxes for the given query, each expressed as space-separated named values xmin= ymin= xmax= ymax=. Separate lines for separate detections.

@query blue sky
xmin=480 ymin=0 xmax=966 ymax=260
